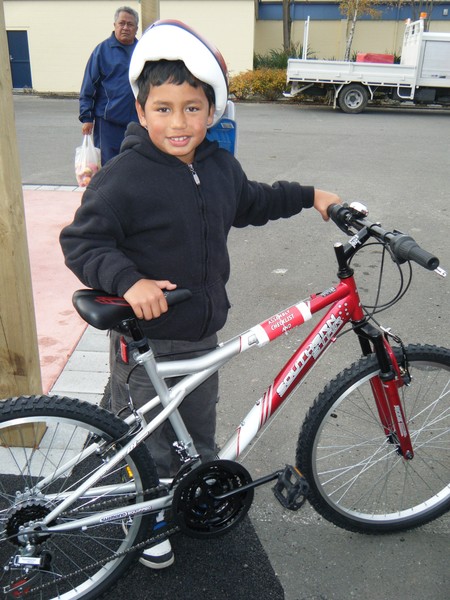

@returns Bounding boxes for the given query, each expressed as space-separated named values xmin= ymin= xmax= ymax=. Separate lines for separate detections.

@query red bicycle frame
xmin=220 ymin=268 xmax=413 ymax=461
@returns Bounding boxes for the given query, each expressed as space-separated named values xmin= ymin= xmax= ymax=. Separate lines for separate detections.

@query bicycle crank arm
xmin=211 ymin=464 xmax=309 ymax=511
xmin=211 ymin=470 xmax=282 ymax=501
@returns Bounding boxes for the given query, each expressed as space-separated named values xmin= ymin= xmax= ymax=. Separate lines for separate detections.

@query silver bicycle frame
xmin=39 ymin=294 xmax=348 ymax=532
xmin=40 ymin=334 xmax=247 ymax=528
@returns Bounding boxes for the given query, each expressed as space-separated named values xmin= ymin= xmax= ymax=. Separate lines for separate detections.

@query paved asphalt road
xmin=12 ymin=95 xmax=450 ymax=600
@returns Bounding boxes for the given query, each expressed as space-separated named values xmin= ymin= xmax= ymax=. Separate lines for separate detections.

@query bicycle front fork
xmin=355 ymin=321 xmax=414 ymax=459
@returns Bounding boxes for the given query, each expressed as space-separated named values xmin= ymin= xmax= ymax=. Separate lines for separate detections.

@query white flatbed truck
xmin=285 ymin=19 xmax=450 ymax=113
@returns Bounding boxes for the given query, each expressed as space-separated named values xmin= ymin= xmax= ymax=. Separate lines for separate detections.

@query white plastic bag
xmin=75 ymin=134 xmax=101 ymax=187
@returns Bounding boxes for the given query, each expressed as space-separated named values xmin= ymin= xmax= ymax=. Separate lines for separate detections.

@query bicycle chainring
xmin=172 ymin=460 xmax=254 ymax=538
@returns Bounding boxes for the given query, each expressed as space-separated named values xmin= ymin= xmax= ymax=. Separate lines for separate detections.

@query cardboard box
xmin=1 ymin=423 xmax=47 ymax=448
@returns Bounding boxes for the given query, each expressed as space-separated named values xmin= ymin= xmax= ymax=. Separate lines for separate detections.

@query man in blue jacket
xmin=79 ymin=6 xmax=139 ymax=165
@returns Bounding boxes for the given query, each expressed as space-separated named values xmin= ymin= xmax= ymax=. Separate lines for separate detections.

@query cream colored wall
xmin=294 ymin=20 xmax=347 ymax=59
xmin=254 ymin=20 xmax=350 ymax=60
xmin=255 ymin=18 xmax=450 ymax=61
xmin=5 ymin=1 xmax=140 ymax=92
xmin=5 ymin=1 xmax=450 ymax=92
xmin=5 ymin=0 xmax=253 ymax=92
xmin=159 ymin=0 xmax=255 ymax=76
xmin=349 ymin=21 xmax=405 ymax=57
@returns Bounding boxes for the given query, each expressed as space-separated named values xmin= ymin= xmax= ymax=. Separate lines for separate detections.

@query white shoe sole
xmin=139 ymin=539 xmax=174 ymax=570
xmin=139 ymin=552 xmax=175 ymax=569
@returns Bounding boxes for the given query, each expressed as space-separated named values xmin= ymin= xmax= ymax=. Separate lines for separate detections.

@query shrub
xmin=254 ymin=44 xmax=314 ymax=69
xmin=229 ymin=68 xmax=287 ymax=101
xmin=229 ymin=71 xmax=255 ymax=100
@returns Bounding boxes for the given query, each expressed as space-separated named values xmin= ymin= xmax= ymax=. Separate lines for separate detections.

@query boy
xmin=60 ymin=20 xmax=340 ymax=570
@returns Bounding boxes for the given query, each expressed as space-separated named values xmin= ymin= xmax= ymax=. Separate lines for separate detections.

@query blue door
xmin=7 ymin=31 xmax=32 ymax=89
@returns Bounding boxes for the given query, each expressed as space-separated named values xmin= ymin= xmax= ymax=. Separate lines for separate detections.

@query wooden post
xmin=140 ymin=0 xmax=160 ymax=32
xmin=0 ymin=0 xmax=42 ymax=398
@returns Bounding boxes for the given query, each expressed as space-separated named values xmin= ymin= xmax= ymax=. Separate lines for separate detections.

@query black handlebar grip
xmin=389 ymin=235 xmax=439 ymax=271
xmin=163 ymin=288 xmax=192 ymax=306
xmin=327 ymin=203 xmax=351 ymax=228
xmin=327 ymin=203 xmax=345 ymax=221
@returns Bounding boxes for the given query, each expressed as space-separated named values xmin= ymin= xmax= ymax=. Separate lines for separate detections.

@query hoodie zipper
xmin=188 ymin=163 xmax=201 ymax=185
xmin=187 ymin=162 xmax=212 ymax=337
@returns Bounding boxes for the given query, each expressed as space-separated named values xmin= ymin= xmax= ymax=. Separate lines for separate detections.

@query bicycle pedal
xmin=272 ymin=465 xmax=309 ymax=511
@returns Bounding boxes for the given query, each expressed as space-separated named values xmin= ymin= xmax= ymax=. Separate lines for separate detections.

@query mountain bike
xmin=1 ymin=202 xmax=448 ymax=599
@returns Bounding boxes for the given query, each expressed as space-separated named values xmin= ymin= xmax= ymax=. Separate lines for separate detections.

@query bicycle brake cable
xmin=350 ymin=240 xmax=412 ymax=316
xmin=335 ymin=241 xmax=412 ymax=342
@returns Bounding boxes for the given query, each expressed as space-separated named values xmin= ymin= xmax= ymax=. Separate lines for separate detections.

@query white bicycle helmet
xmin=129 ymin=20 xmax=229 ymax=126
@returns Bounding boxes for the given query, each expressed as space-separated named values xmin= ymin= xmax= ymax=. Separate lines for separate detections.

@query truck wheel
xmin=338 ymin=84 xmax=369 ymax=114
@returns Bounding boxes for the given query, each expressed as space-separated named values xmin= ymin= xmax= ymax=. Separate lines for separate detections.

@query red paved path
xmin=24 ymin=189 xmax=86 ymax=393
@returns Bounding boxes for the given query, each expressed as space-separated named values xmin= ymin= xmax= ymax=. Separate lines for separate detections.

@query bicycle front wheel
xmin=297 ymin=344 xmax=450 ymax=533
xmin=0 ymin=395 xmax=158 ymax=600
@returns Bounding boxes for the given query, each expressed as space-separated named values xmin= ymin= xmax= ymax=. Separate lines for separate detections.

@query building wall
xmin=159 ymin=0 xmax=255 ymax=76
xmin=4 ymin=0 xmax=254 ymax=93
xmin=255 ymin=19 xmax=348 ymax=59
xmin=5 ymin=1 xmax=141 ymax=92
xmin=254 ymin=2 xmax=450 ymax=60
xmin=4 ymin=1 xmax=450 ymax=93
xmin=255 ymin=18 xmax=450 ymax=60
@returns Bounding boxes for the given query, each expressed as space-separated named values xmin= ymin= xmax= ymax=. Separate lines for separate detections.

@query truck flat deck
xmin=286 ymin=60 xmax=417 ymax=88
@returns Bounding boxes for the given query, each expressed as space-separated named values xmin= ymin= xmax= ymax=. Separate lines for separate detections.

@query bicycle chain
xmin=23 ymin=524 xmax=181 ymax=596
xmin=9 ymin=485 xmax=179 ymax=597
xmin=63 ymin=483 xmax=169 ymax=517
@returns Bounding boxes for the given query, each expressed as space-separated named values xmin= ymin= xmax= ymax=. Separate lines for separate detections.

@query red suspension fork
xmin=334 ymin=242 xmax=414 ymax=459
xmin=356 ymin=323 xmax=414 ymax=460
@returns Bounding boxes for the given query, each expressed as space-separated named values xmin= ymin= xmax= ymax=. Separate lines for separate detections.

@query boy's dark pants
xmin=109 ymin=331 xmax=219 ymax=478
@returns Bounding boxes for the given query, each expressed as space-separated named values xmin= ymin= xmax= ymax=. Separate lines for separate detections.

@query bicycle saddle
xmin=72 ymin=288 xmax=192 ymax=330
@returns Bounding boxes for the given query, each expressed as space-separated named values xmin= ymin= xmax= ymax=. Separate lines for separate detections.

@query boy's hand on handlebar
xmin=313 ymin=190 xmax=341 ymax=221
xmin=123 ymin=279 xmax=177 ymax=320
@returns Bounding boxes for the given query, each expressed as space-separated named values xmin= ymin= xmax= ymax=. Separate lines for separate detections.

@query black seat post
xmin=122 ymin=318 xmax=150 ymax=354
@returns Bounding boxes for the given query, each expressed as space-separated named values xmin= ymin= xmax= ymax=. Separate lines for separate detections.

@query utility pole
xmin=0 ymin=0 xmax=42 ymax=397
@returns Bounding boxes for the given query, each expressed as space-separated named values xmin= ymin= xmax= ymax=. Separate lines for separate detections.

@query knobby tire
xmin=297 ymin=344 xmax=450 ymax=533
xmin=0 ymin=395 xmax=159 ymax=600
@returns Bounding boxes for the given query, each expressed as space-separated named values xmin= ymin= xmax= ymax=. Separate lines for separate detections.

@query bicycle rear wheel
xmin=297 ymin=344 xmax=450 ymax=533
xmin=0 ymin=395 xmax=158 ymax=599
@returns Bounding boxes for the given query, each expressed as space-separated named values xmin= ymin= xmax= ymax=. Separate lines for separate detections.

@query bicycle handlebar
xmin=163 ymin=288 xmax=193 ymax=306
xmin=327 ymin=203 xmax=440 ymax=271
xmin=388 ymin=234 xmax=439 ymax=271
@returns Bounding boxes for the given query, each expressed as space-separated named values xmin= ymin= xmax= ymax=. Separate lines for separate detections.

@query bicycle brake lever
xmin=330 ymin=202 xmax=369 ymax=236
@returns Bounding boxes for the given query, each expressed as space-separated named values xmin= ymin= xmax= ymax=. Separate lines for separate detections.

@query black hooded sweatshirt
xmin=60 ymin=123 xmax=315 ymax=341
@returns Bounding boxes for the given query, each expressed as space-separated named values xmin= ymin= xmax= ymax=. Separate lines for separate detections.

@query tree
xmin=340 ymin=0 xmax=382 ymax=60
xmin=282 ymin=0 xmax=294 ymax=52
xmin=410 ymin=0 xmax=440 ymax=29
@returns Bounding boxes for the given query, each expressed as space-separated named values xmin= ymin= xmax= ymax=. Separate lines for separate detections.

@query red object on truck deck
xmin=356 ymin=53 xmax=395 ymax=63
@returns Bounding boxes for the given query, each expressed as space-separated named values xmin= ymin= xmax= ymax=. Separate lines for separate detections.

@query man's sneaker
xmin=139 ymin=539 xmax=174 ymax=569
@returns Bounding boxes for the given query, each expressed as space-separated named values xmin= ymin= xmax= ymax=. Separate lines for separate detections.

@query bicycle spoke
xmin=298 ymin=346 xmax=450 ymax=532
xmin=0 ymin=396 xmax=157 ymax=599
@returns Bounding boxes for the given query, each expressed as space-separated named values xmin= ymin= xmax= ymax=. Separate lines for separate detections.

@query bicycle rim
xmin=0 ymin=396 xmax=156 ymax=599
xmin=298 ymin=345 xmax=450 ymax=532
